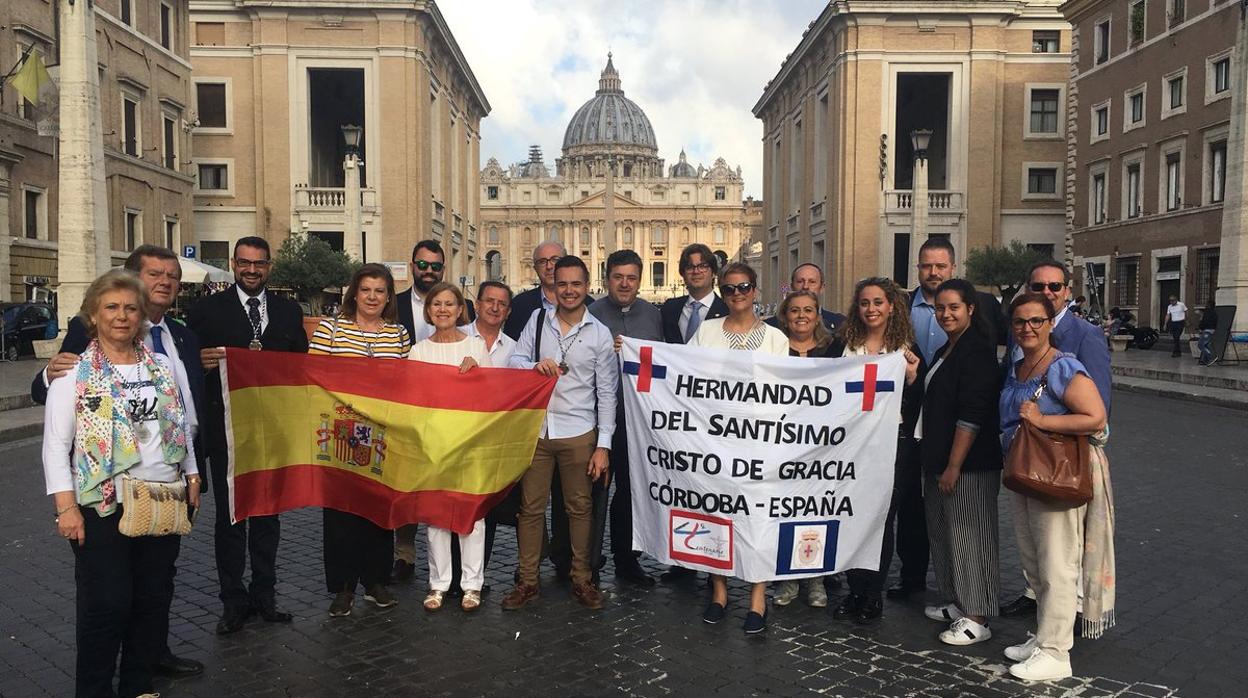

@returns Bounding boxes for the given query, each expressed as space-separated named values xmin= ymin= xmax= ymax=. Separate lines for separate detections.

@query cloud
xmin=438 ymin=0 xmax=826 ymax=198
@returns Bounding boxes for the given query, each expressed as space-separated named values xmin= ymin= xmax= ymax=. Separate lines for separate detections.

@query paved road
xmin=2 ymin=391 xmax=1243 ymax=697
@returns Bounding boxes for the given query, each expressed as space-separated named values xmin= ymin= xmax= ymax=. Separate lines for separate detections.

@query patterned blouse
xmin=309 ymin=317 xmax=411 ymax=359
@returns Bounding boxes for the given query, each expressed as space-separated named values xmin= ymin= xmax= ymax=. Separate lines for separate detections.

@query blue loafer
xmin=702 ymin=602 xmax=726 ymax=624
xmin=743 ymin=609 xmax=768 ymax=634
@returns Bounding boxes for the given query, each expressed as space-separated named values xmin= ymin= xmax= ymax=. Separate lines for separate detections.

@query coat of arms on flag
xmin=316 ymin=404 xmax=387 ymax=474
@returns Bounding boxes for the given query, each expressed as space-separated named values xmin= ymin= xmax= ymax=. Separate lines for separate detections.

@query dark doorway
xmin=308 ymin=69 xmax=366 ymax=187
xmin=894 ymin=73 xmax=950 ymax=190
xmin=1157 ymin=279 xmax=1180 ymax=328
xmin=893 ymin=233 xmax=910 ymax=285
xmin=310 ymin=231 xmax=344 ymax=252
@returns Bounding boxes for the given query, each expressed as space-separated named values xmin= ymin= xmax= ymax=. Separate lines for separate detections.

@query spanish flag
xmin=223 ymin=348 xmax=556 ymax=534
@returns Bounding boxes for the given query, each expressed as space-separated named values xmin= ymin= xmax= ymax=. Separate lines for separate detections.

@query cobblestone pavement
xmin=3 ymin=391 xmax=1244 ymax=697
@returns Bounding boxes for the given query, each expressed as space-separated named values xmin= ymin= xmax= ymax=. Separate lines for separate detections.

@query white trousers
xmin=427 ymin=520 xmax=485 ymax=592
xmin=1012 ymin=492 xmax=1085 ymax=661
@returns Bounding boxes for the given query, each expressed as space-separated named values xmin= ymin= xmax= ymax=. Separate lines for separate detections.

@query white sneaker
xmin=1009 ymin=647 xmax=1073 ymax=682
xmin=939 ymin=617 xmax=992 ymax=646
xmin=773 ymin=581 xmax=800 ymax=606
xmin=1004 ymin=632 xmax=1038 ymax=662
xmin=924 ymin=603 xmax=965 ymax=622
xmin=805 ymin=579 xmax=828 ymax=608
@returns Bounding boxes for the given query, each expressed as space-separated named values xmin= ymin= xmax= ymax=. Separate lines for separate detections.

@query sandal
xmin=461 ymin=590 xmax=482 ymax=612
xmin=423 ymin=590 xmax=444 ymax=612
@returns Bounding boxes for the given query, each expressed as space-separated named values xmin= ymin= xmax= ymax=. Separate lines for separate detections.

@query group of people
xmin=38 ymin=233 xmax=1117 ymax=697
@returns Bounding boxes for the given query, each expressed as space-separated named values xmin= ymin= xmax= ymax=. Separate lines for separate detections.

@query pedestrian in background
xmin=1165 ymin=295 xmax=1187 ymax=357
xmin=999 ymin=292 xmax=1114 ymax=682
xmin=915 ymin=279 xmax=1003 ymax=648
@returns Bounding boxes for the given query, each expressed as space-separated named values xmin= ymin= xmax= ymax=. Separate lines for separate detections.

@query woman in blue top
xmin=999 ymin=292 xmax=1115 ymax=683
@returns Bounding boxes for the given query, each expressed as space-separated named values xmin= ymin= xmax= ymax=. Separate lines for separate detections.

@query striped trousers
xmin=923 ymin=470 xmax=1001 ymax=617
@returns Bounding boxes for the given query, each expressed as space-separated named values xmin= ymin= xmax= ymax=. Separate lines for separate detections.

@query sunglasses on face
xmin=413 ymin=260 xmax=444 ymax=272
xmin=720 ymin=282 xmax=755 ymax=296
xmin=1011 ymin=316 xmax=1049 ymax=330
xmin=1029 ymin=281 xmax=1065 ymax=293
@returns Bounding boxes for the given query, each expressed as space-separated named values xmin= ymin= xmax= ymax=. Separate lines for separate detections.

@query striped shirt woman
xmin=309 ymin=318 xmax=411 ymax=359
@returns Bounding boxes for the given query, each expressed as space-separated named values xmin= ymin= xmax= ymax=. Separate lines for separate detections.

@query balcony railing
xmin=293 ymin=186 xmax=377 ymax=210
xmin=885 ymin=190 xmax=964 ymax=213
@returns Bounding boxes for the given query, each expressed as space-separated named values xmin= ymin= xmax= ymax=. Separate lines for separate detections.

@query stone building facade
xmin=479 ymin=56 xmax=753 ymax=299
xmin=188 ymin=0 xmax=488 ymax=284
xmin=1061 ymin=0 xmax=1236 ymax=328
xmin=1 ymin=0 xmax=195 ymax=302
xmin=753 ymin=0 xmax=1072 ymax=309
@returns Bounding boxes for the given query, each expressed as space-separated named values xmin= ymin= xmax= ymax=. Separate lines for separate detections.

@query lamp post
xmin=908 ymin=128 xmax=933 ymax=288
xmin=341 ymin=124 xmax=363 ymax=261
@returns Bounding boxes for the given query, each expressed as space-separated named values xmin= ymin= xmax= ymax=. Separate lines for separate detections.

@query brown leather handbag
xmin=1003 ymin=376 xmax=1092 ymax=506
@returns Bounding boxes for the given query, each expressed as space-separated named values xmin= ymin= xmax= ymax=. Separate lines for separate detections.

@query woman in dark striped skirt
xmin=914 ymin=279 xmax=1003 ymax=647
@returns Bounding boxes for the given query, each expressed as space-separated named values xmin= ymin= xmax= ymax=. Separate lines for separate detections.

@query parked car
xmin=1 ymin=302 xmax=57 ymax=361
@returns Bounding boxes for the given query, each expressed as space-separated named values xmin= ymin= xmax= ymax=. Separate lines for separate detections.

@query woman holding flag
xmin=689 ymin=262 xmax=787 ymax=634
xmin=309 ymin=263 xmax=411 ymax=618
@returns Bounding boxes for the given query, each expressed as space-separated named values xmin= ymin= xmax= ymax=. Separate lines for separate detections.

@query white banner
xmin=623 ymin=338 xmax=904 ymax=583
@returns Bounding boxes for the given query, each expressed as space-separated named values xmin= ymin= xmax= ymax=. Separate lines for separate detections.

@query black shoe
xmin=660 ymin=566 xmax=695 ymax=583
xmin=824 ymin=573 xmax=843 ymax=590
xmin=392 ymin=559 xmax=415 ymax=583
xmin=885 ymin=581 xmax=926 ymax=599
xmin=252 ymin=600 xmax=293 ymax=623
xmin=855 ymin=597 xmax=884 ymax=625
xmin=616 ymin=559 xmax=656 ymax=587
xmin=215 ymin=605 xmax=251 ymax=635
xmin=155 ymin=650 xmax=204 ymax=677
xmin=1000 ymin=594 xmax=1038 ymax=617
xmin=701 ymin=601 xmax=726 ymax=624
xmin=833 ymin=593 xmax=867 ymax=621
xmin=743 ymin=609 xmax=768 ymax=634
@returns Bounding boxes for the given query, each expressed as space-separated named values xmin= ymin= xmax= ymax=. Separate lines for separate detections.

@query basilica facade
xmin=479 ymin=55 xmax=757 ymax=299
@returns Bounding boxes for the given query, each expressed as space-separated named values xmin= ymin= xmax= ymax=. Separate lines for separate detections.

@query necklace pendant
xmin=249 ymin=339 xmax=263 ymax=351
xmin=558 ymin=361 xmax=569 ymax=375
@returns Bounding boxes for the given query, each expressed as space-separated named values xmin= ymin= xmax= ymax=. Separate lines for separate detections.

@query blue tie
xmin=150 ymin=325 xmax=168 ymax=356
xmin=684 ymin=299 xmax=703 ymax=343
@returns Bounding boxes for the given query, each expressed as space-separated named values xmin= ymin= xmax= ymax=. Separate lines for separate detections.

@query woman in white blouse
xmin=408 ymin=282 xmax=491 ymax=612
xmin=689 ymin=262 xmax=786 ymax=635
xmin=43 ymin=270 xmax=198 ymax=697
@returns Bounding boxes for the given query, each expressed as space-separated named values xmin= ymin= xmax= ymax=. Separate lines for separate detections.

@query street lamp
xmin=340 ymin=124 xmax=363 ymax=261
xmin=908 ymin=128 xmax=934 ymax=287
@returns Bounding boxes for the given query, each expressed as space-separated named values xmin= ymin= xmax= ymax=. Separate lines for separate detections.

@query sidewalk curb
xmin=1112 ymin=378 xmax=1248 ymax=412
xmin=0 ymin=422 xmax=42 ymax=444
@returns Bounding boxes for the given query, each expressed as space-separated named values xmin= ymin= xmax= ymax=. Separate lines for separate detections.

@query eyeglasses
xmin=720 ymin=282 xmax=755 ymax=296
xmin=234 ymin=258 xmax=271 ymax=269
xmin=1011 ymin=316 xmax=1050 ymax=330
xmin=1029 ymin=281 xmax=1065 ymax=293
xmin=412 ymin=260 xmax=444 ymax=272
xmin=534 ymin=256 xmax=560 ymax=268
xmin=684 ymin=262 xmax=712 ymax=273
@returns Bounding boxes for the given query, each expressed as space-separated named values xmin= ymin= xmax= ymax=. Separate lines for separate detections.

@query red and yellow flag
xmin=223 ymin=348 xmax=555 ymax=534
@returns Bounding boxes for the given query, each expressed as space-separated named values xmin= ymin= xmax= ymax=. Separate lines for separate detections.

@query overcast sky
xmin=439 ymin=0 xmax=828 ymax=199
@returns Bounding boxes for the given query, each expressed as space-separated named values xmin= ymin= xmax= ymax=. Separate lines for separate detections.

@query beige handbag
xmin=117 ymin=475 xmax=194 ymax=537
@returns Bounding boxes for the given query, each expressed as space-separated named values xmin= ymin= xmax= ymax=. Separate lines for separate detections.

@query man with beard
xmin=396 ymin=239 xmax=475 ymax=343
xmin=189 ymin=236 xmax=308 ymax=635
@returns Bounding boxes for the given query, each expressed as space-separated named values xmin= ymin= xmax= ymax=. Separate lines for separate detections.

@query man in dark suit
xmin=765 ymin=262 xmax=846 ymax=332
xmin=395 ymin=239 xmax=475 ymax=344
xmin=188 ymin=236 xmax=308 ymax=635
xmin=31 ymin=245 xmax=206 ymax=678
xmin=660 ymin=243 xmax=728 ymax=345
xmin=1000 ymin=259 xmax=1113 ymax=618
xmin=504 ymin=240 xmax=567 ymax=341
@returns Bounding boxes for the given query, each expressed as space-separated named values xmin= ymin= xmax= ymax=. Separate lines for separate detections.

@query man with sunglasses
xmin=1000 ymin=259 xmax=1111 ymax=619
xmin=189 ymin=236 xmax=309 ymax=635
xmin=396 ymin=239 xmax=475 ymax=344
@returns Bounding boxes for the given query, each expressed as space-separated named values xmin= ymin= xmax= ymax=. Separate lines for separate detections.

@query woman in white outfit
xmin=408 ymin=282 xmax=491 ymax=612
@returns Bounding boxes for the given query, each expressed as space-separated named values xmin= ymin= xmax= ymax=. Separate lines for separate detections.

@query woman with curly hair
xmin=826 ymin=277 xmax=924 ymax=625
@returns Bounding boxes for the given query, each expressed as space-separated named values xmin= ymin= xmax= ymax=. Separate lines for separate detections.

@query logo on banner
xmin=623 ymin=345 xmax=668 ymax=392
xmin=845 ymin=363 xmax=894 ymax=411
xmin=775 ymin=521 xmax=840 ymax=575
xmin=669 ymin=510 xmax=733 ymax=570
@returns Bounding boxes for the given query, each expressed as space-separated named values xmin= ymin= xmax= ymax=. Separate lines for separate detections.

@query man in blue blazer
xmin=660 ymin=243 xmax=728 ymax=344
xmin=1000 ymin=259 xmax=1112 ymax=618
xmin=30 ymin=245 xmax=206 ymax=678
xmin=764 ymin=262 xmax=846 ymax=332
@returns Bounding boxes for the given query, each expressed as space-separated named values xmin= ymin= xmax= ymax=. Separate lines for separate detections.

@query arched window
xmin=623 ymin=227 xmax=633 ymax=245
xmin=485 ymin=250 xmax=502 ymax=281
xmin=713 ymin=250 xmax=729 ymax=269
xmin=652 ymin=261 xmax=666 ymax=288
xmin=713 ymin=224 xmax=725 ymax=244
xmin=682 ymin=226 xmax=690 ymax=243
xmin=652 ymin=225 xmax=666 ymax=245
xmin=548 ymin=224 xmax=559 ymax=241
xmin=488 ymin=226 xmax=499 ymax=244
xmin=523 ymin=227 xmax=532 ymax=246
xmin=580 ymin=226 xmax=590 ymax=246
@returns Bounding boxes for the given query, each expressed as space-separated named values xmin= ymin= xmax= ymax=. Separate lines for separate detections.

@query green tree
xmin=268 ymin=233 xmax=357 ymax=315
xmin=963 ymin=240 xmax=1047 ymax=301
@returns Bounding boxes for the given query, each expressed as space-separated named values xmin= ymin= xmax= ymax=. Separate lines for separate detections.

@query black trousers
xmin=323 ymin=508 xmax=393 ymax=594
xmin=210 ymin=450 xmax=280 ymax=610
xmin=607 ymin=422 xmax=637 ymax=563
xmin=893 ymin=438 xmax=929 ymax=587
xmin=1169 ymin=320 xmax=1184 ymax=354
xmin=846 ymin=438 xmax=917 ymax=598
xmin=73 ymin=507 xmax=181 ymax=698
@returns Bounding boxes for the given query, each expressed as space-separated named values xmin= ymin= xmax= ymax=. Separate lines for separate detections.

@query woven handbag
xmin=117 ymin=475 xmax=194 ymax=537
xmin=1003 ymin=376 xmax=1092 ymax=507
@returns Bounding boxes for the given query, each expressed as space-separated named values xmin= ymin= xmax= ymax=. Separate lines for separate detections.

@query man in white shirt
xmin=504 ymin=256 xmax=616 ymax=611
xmin=396 ymin=239 xmax=475 ymax=344
xmin=660 ymin=243 xmax=728 ymax=344
xmin=1166 ymin=295 xmax=1188 ymax=357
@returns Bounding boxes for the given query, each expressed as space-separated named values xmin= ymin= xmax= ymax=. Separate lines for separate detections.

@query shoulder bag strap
xmin=534 ymin=308 xmax=546 ymax=359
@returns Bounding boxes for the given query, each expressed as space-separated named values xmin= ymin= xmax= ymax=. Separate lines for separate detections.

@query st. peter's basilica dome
xmin=561 ymin=54 xmax=658 ymax=155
